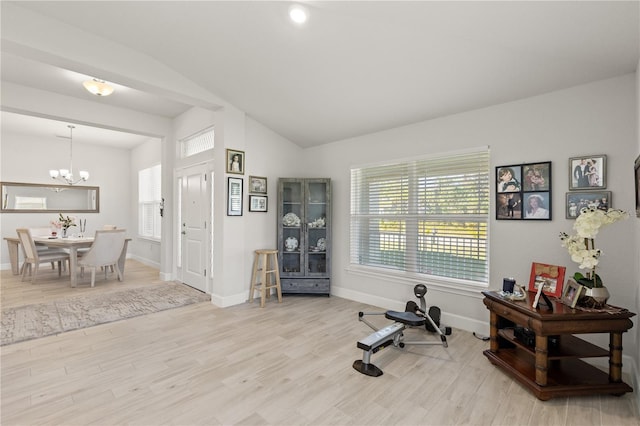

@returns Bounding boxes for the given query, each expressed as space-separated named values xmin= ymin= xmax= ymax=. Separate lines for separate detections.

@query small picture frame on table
xmin=569 ymin=155 xmax=606 ymax=190
xmin=249 ymin=195 xmax=268 ymax=212
xmin=565 ymin=191 xmax=612 ymax=219
xmin=249 ymin=176 xmax=267 ymax=194
xmin=561 ymin=279 xmax=584 ymax=308
xmin=529 ymin=262 xmax=566 ymax=298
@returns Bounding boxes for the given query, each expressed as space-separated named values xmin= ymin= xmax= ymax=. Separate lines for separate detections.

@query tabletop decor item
xmin=559 ymin=207 xmax=629 ymax=307
xmin=51 ymin=213 xmax=77 ymax=238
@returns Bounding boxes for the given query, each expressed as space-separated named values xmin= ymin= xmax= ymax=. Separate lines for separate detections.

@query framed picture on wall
xmin=226 ymin=149 xmax=245 ymax=175
xmin=569 ymin=155 xmax=606 ymax=190
xmin=249 ymin=195 xmax=268 ymax=212
xmin=565 ymin=191 xmax=612 ymax=219
xmin=496 ymin=161 xmax=551 ymax=220
xmin=249 ymin=176 xmax=267 ymax=194
xmin=635 ymin=155 xmax=640 ymax=218
xmin=227 ymin=177 xmax=243 ymax=216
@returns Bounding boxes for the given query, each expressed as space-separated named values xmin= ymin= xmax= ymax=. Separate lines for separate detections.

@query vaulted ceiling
xmin=2 ymin=1 xmax=639 ymax=148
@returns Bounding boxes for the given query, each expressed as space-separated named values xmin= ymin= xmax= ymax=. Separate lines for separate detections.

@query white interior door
xmin=177 ymin=164 xmax=210 ymax=292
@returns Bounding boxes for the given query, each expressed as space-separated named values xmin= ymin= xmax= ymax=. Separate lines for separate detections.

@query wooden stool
xmin=249 ymin=249 xmax=282 ymax=307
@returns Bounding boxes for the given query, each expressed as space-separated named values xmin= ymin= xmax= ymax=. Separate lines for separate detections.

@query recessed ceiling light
xmin=289 ymin=5 xmax=308 ymax=24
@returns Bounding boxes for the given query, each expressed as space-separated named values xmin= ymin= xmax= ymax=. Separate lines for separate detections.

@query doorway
xmin=176 ymin=163 xmax=212 ymax=293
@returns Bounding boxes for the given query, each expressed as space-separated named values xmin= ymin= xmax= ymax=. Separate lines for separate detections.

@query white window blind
xmin=350 ymin=148 xmax=489 ymax=284
xmin=180 ymin=127 xmax=214 ymax=158
xmin=138 ymin=164 xmax=162 ymax=239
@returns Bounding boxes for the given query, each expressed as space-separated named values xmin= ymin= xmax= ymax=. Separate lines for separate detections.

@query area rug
xmin=1 ymin=283 xmax=210 ymax=346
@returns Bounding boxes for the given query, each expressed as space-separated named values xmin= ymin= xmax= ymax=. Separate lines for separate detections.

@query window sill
xmin=345 ymin=265 xmax=488 ymax=297
xmin=137 ymin=236 xmax=161 ymax=244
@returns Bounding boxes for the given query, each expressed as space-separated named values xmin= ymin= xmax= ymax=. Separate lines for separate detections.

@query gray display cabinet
xmin=277 ymin=178 xmax=331 ymax=295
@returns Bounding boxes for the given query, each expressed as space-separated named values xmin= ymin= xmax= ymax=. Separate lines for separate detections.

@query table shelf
xmin=498 ymin=328 xmax=610 ymax=360
xmin=482 ymin=290 xmax=635 ymax=400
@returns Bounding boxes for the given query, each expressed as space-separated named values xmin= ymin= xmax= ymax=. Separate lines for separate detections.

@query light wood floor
xmin=1 ymin=261 xmax=638 ymax=425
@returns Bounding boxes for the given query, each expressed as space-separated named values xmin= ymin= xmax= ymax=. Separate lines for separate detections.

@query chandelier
xmin=49 ymin=125 xmax=90 ymax=185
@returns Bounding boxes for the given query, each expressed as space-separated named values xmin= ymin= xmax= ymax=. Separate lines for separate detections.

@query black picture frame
xmin=565 ymin=191 xmax=612 ymax=219
xmin=635 ymin=155 xmax=640 ymax=218
xmin=227 ymin=177 xmax=243 ymax=216
xmin=569 ymin=155 xmax=606 ymax=190
xmin=249 ymin=195 xmax=268 ymax=212
xmin=496 ymin=161 xmax=551 ymax=221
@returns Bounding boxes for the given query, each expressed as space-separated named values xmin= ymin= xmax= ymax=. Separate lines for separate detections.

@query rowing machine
xmin=352 ymin=284 xmax=451 ymax=377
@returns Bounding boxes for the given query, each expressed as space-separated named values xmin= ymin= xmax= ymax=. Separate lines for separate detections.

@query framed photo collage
xmin=496 ymin=162 xmax=551 ymax=220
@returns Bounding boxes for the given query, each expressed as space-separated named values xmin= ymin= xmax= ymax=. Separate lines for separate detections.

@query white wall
xmin=0 ymin=131 xmax=133 ymax=267
xmin=303 ymin=74 xmax=638 ymax=361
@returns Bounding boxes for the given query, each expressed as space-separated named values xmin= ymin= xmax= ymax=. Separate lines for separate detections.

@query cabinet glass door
xmin=281 ymin=180 xmax=303 ymax=275
xmin=306 ymin=180 xmax=328 ymax=276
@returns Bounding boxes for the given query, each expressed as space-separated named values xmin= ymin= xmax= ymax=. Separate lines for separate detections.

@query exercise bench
xmin=353 ymin=284 xmax=451 ymax=377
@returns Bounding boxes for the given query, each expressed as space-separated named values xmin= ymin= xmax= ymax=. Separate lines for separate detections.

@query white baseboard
xmin=331 ymin=286 xmax=489 ymax=336
xmin=127 ymin=254 xmax=159 ymax=269
xmin=210 ymin=292 xmax=249 ymax=307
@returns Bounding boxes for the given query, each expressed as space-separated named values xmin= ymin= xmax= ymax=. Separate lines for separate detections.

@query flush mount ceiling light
xmin=49 ymin=125 xmax=90 ymax=185
xmin=289 ymin=5 xmax=308 ymax=24
xmin=82 ymin=78 xmax=115 ymax=96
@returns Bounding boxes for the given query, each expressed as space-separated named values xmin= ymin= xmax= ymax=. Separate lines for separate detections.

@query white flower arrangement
xmin=559 ymin=207 xmax=628 ymax=288
xmin=51 ymin=213 xmax=77 ymax=231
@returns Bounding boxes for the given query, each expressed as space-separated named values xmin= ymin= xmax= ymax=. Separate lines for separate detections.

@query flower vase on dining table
xmin=62 ymin=228 xmax=68 ymax=238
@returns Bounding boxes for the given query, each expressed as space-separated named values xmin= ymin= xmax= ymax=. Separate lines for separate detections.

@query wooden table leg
xmin=535 ymin=335 xmax=549 ymax=386
xmin=6 ymin=239 xmax=20 ymax=275
xmin=609 ymin=332 xmax=623 ymax=382
xmin=117 ymin=240 xmax=129 ymax=278
xmin=69 ymin=247 xmax=78 ymax=288
xmin=489 ymin=311 xmax=499 ymax=352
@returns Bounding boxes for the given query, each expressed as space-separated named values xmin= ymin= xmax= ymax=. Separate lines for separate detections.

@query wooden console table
xmin=482 ymin=290 xmax=635 ymax=400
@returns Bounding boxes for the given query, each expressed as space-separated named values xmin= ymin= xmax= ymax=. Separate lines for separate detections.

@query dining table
xmin=4 ymin=235 xmax=130 ymax=288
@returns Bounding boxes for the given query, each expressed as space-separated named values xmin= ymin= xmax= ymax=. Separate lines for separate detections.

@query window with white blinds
xmin=138 ymin=164 xmax=162 ymax=239
xmin=350 ymin=148 xmax=490 ymax=285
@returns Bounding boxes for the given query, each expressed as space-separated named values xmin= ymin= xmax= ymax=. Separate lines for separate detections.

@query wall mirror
xmin=1 ymin=182 xmax=100 ymax=213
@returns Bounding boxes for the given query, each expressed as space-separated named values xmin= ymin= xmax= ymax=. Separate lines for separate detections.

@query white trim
xmin=210 ymin=291 xmax=249 ymax=308
xmin=331 ymin=285 xmax=489 ymax=336
xmin=345 ymin=265 xmax=488 ymax=297
xmin=137 ymin=235 xmax=161 ymax=243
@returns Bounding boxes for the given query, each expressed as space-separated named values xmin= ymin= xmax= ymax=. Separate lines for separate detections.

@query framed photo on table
xmin=569 ymin=155 xmax=606 ymax=190
xmin=529 ymin=262 xmax=566 ymax=298
xmin=561 ymin=279 xmax=584 ymax=308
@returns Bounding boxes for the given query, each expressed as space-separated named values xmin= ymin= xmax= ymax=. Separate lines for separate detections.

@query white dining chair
xmin=77 ymin=229 xmax=126 ymax=287
xmin=16 ymin=228 xmax=70 ymax=283
xmin=28 ymin=227 xmax=67 ymax=271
